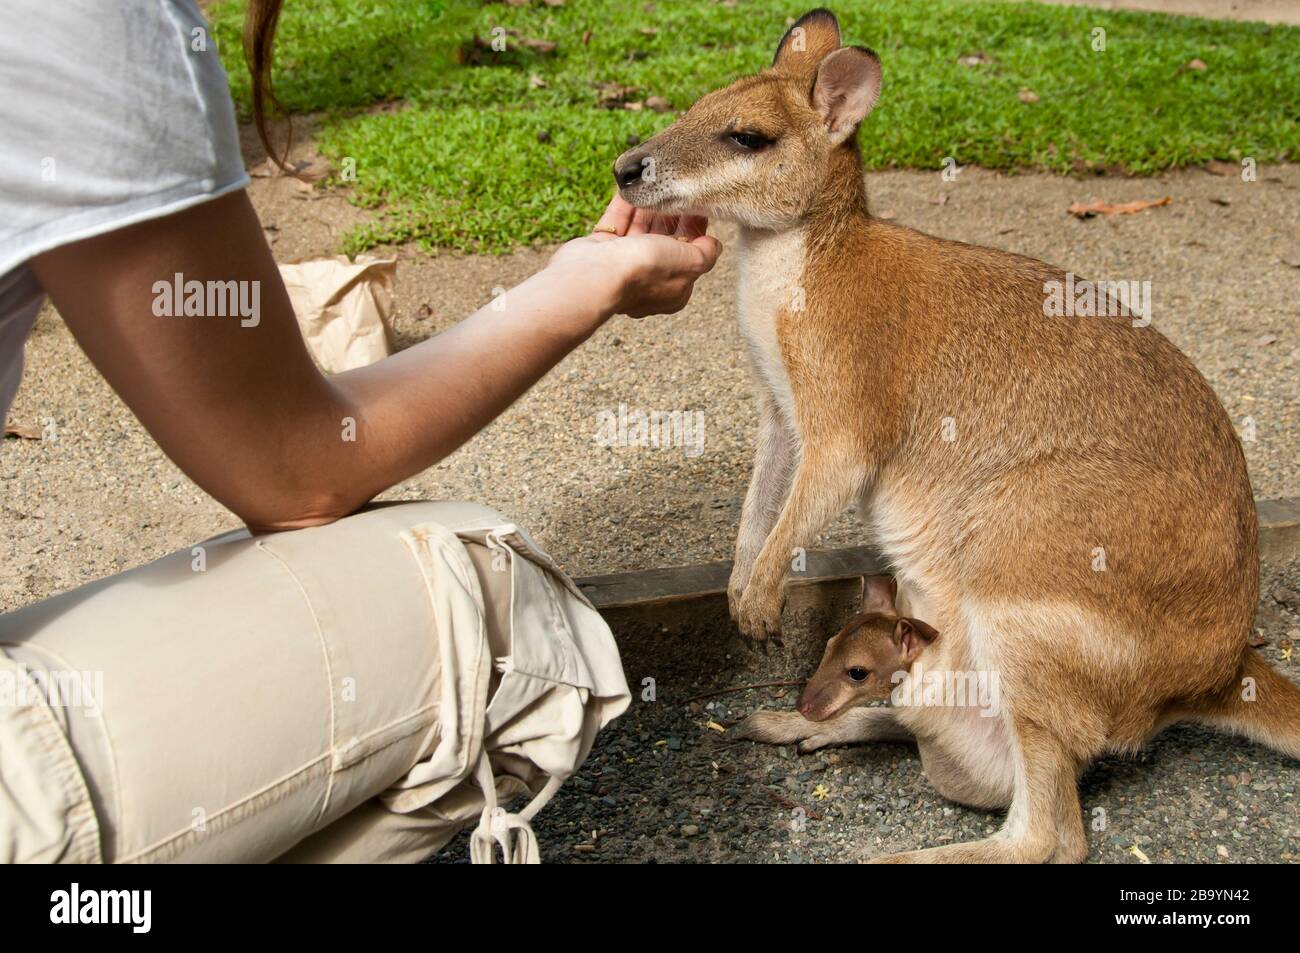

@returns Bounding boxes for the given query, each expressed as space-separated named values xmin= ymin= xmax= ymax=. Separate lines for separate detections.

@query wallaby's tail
xmin=1190 ymin=651 xmax=1300 ymax=760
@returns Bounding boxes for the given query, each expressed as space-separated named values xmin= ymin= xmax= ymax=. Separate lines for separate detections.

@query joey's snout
xmin=797 ymin=681 xmax=837 ymax=722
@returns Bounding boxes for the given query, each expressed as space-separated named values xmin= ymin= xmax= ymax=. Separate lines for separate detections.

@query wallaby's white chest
xmin=735 ymin=227 xmax=805 ymax=428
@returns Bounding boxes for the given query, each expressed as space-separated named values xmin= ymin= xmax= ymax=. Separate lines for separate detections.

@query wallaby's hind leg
xmin=731 ymin=706 xmax=913 ymax=753
xmin=873 ymin=717 xmax=1085 ymax=864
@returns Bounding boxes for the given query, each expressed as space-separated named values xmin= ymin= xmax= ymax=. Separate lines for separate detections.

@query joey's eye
xmin=847 ymin=668 xmax=869 ymax=683
xmin=728 ymin=131 xmax=772 ymax=151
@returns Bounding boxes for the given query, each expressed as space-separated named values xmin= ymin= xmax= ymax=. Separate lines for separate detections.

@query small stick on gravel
xmin=766 ymin=789 xmax=823 ymax=821
xmin=683 ymin=680 xmax=805 ymax=705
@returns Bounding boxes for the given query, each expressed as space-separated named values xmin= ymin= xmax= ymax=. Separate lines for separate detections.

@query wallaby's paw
xmin=795 ymin=733 xmax=840 ymax=754
xmin=726 ymin=583 xmax=744 ymax=624
xmin=735 ymin=586 xmax=785 ymax=645
xmin=730 ymin=710 xmax=817 ymax=746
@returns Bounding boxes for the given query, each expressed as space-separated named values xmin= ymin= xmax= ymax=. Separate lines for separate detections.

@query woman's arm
xmin=29 ymin=190 xmax=720 ymax=532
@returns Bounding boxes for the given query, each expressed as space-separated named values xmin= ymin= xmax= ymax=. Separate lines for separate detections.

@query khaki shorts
xmin=0 ymin=501 xmax=629 ymax=863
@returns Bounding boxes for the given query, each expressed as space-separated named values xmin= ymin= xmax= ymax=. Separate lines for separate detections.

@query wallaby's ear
xmin=772 ymin=8 xmax=842 ymax=77
xmin=861 ymin=574 xmax=898 ymax=616
xmin=813 ymin=46 xmax=882 ymax=145
xmin=893 ymin=617 xmax=940 ymax=662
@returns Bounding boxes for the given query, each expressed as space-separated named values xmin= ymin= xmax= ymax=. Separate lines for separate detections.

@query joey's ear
xmin=772 ymin=8 xmax=842 ymax=77
xmin=813 ymin=46 xmax=882 ymax=145
xmin=893 ymin=618 xmax=940 ymax=662
xmin=861 ymin=574 xmax=898 ymax=616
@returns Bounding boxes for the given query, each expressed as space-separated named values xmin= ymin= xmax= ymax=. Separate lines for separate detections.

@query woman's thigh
xmin=0 ymin=502 xmax=495 ymax=863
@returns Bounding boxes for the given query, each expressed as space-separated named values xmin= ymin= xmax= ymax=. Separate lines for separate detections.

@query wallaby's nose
xmin=613 ymin=151 xmax=645 ymax=189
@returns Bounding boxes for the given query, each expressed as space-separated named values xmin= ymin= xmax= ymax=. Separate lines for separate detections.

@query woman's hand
xmin=546 ymin=195 xmax=723 ymax=319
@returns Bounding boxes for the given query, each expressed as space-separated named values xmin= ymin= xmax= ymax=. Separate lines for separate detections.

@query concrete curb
xmin=578 ymin=496 xmax=1300 ymax=611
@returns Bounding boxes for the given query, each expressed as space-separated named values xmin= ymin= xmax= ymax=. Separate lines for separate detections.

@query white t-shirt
xmin=0 ymin=0 xmax=250 ymax=424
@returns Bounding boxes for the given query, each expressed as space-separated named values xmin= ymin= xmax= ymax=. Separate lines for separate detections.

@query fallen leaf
xmin=507 ymin=31 xmax=557 ymax=55
xmin=1018 ymin=88 xmax=1039 ymax=104
xmin=957 ymin=51 xmax=991 ymax=66
xmin=581 ymin=29 xmax=593 ymax=45
xmin=645 ymin=95 xmax=672 ymax=112
xmin=1186 ymin=58 xmax=1207 ymax=71
xmin=529 ymin=73 xmax=547 ymax=89
xmin=1129 ymin=843 xmax=1151 ymax=864
xmin=1067 ymin=196 xmax=1172 ymax=218
xmin=596 ymin=82 xmax=640 ymax=108
xmin=639 ymin=27 xmax=658 ymax=36
xmin=4 ymin=424 xmax=40 ymax=440
xmin=1203 ymin=159 xmax=1239 ymax=177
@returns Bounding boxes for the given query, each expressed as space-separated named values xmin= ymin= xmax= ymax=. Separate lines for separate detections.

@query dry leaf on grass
xmin=3 ymin=424 xmax=40 ymax=440
xmin=1186 ymin=58 xmax=1207 ymax=71
xmin=957 ymin=51 xmax=991 ymax=66
xmin=1018 ymin=88 xmax=1039 ymax=104
xmin=1203 ymin=159 xmax=1240 ymax=177
xmin=1067 ymin=197 xmax=1171 ymax=219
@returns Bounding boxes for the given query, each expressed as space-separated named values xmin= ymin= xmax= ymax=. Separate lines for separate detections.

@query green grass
xmin=209 ymin=0 xmax=1300 ymax=253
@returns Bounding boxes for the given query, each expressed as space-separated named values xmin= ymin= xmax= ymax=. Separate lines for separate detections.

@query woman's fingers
xmin=593 ymin=193 xmax=637 ymax=236
xmin=684 ymin=234 xmax=723 ymax=273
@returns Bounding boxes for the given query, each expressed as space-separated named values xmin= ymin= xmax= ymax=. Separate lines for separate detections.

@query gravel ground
xmin=434 ymin=558 xmax=1300 ymax=864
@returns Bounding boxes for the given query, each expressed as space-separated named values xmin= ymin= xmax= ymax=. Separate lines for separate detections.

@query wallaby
xmin=614 ymin=8 xmax=1300 ymax=862
xmin=792 ymin=575 xmax=940 ymax=722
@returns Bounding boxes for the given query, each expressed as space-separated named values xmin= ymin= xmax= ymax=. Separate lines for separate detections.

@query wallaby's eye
xmin=847 ymin=667 xmax=869 ymax=683
xmin=728 ymin=131 xmax=773 ymax=151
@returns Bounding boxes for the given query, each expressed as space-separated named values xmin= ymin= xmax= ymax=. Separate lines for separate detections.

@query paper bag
xmin=279 ymin=255 xmax=396 ymax=373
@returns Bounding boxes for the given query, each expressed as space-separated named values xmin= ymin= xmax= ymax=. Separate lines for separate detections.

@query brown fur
xmin=618 ymin=8 xmax=1297 ymax=863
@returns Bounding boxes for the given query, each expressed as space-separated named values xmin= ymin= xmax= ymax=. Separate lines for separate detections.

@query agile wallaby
xmin=614 ymin=8 xmax=1300 ymax=862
